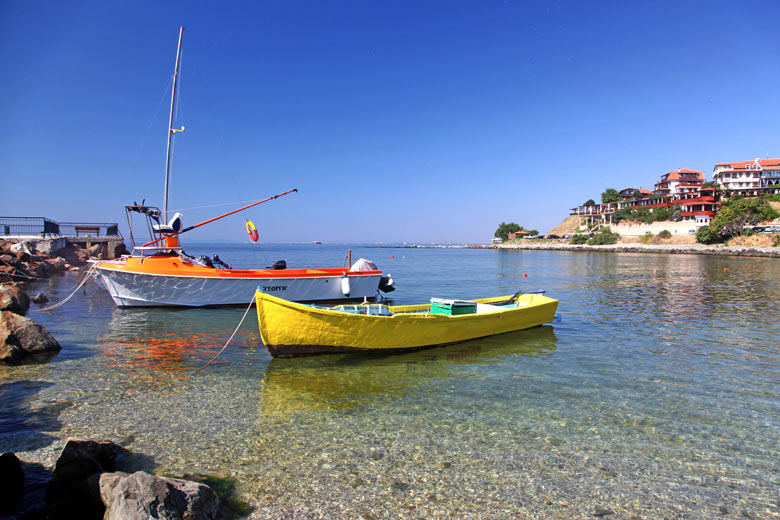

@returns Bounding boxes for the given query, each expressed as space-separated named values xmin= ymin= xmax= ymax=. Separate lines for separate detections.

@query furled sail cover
xmin=350 ymin=258 xmax=378 ymax=272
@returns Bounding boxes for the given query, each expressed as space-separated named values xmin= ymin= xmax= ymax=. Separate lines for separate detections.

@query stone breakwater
xmin=492 ymin=241 xmax=780 ymax=258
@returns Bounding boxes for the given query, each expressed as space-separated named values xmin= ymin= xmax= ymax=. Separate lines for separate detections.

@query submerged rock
xmin=0 ymin=284 xmax=30 ymax=315
xmin=32 ymin=292 xmax=49 ymax=304
xmin=0 ymin=452 xmax=25 ymax=514
xmin=100 ymin=471 xmax=220 ymax=520
xmin=0 ymin=311 xmax=61 ymax=363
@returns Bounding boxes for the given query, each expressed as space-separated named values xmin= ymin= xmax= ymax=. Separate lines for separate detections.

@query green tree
xmin=702 ymin=181 xmax=720 ymax=189
xmin=583 ymin=199 xmax=596 ymax=206
xmin=587 ymin=227 xmax=620 ymax=245
xmin=696 ymin=225 xmax=716 ymax=244
xmin=494 ymin=222 xmax=522 ymax=242
xmin=601 ymin=188 xmax=619 ymax=204
xmin=710 ymin=195 xmax=780 ymax=239
xmin=570 ymin=234 xmax=589 ymax=245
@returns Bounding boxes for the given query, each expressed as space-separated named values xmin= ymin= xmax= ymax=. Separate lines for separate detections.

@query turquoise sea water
xmin=2 ymin=243 xmax=779 ymax=519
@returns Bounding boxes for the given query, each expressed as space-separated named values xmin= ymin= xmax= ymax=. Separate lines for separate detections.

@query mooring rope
xmin=38 ymin=265 xmax=97 ymax=312
xmin=192 ymin=296 xmax=256 ymax=373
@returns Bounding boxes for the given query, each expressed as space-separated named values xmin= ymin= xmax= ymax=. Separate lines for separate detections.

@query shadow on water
xmin=258 ymin=326 xmax=557 ymax=421
xmin=12 ymin=460 xmax=52 ymax=518
xmin=0 ymin=381 xmax=69 ymax=453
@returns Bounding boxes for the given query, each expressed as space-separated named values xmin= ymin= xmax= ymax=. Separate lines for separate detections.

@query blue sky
xmin=2 ymin=1 xmax=780 ymax=243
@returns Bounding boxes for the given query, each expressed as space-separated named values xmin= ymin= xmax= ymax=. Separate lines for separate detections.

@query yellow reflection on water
xmin=258 ymin=326 xmax=557 ymax=421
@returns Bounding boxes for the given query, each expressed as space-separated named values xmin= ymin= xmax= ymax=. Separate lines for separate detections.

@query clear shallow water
xmin=2 ymin=244 xmax=779 ymax=519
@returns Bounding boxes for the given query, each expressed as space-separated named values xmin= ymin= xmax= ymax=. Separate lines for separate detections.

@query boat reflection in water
xmin=258 ymin=326 xmax=557 ymax=422
xmin=100 ymin=308 xmax=259 ymax=379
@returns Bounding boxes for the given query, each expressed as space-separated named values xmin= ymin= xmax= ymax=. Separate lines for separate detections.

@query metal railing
xmin=0 ymin=217 xmax=61 ymax=237
xmin=0 ymin=217 xmax=121 ymax=238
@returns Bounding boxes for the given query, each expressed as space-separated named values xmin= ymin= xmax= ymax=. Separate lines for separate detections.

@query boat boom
xmin=141 ymin=188 xmax=298 ymax=247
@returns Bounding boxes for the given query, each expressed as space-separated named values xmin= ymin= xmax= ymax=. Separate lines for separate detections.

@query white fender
xmin=340 ymin=276 xmax=351 ymax=297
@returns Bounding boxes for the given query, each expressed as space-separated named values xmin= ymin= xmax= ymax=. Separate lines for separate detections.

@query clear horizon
xmin=2 ymin=1 xmax=780 ymax=242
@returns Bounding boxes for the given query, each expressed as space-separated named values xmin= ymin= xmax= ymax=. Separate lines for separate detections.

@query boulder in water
xmin=100 ymin=471 xmax=220 ymax=520
xmin=0 ymin=284 xmax=30 ymax=315
xmin=45 ymin=439 xmax=124 ymax=519
xmin=0 ymin=311 xmax=61 ymax=363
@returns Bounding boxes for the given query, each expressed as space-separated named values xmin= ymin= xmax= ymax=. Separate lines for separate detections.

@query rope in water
xmin=192 ymin=296 xmax=256 ymax=373
xmin=38 ymin=265 xmax=97 ymax=312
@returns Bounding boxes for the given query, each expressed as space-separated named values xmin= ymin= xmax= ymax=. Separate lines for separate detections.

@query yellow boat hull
xmin=255 ymin=291 xmax=559 ymax=358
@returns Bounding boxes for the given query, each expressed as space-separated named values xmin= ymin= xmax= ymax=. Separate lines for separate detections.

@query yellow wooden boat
xmin=255 ymin=290 xmax=559 ymax=358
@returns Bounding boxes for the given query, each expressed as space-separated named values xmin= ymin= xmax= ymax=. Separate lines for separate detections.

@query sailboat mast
xmin=163 ymin=26 xmax=184 ymax=221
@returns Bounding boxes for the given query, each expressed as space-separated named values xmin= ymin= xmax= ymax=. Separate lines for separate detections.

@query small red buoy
xmin=390 ymin=255 xmax=394 ymax=259
xmin=523 ymin=273 xmax=527 ymax=278
xmin=723 ymin=268 xmax=727 ymax=273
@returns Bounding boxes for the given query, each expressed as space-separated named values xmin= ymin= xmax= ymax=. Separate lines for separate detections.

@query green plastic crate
xmin=430 ymin=299 xmax=477 ymax=316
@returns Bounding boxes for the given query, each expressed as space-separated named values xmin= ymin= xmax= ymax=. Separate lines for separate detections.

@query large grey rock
xmin=100 ymin=471 xmax=220 ymax=520
xmin=0 ymin=311 xmax=61 ymax=363
xmin=44 ymin=439 xmax=123 ymax=519
xmin=0 ymin=284 xmax=30 ymax=315
xmin=0 ymin=452 xmax=25 ymax=514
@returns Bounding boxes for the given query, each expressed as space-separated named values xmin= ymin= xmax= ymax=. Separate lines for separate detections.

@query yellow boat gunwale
xmin=255 ymin=290 xmax=559 ymax=358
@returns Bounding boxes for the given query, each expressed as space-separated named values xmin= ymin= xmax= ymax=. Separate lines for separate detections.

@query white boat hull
xmin=93 ymin=268 xmax=382 ymax=307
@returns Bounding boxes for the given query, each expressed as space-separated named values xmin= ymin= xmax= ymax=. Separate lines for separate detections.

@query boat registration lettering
xmin=262 ymin=285 xmax=288 ymax=292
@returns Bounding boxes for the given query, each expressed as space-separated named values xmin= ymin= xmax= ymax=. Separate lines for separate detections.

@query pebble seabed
xmin=7 ymin=344 xmax=778 ymax=520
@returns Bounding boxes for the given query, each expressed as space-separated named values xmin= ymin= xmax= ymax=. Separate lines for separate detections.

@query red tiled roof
xmin=663 ymin=169 xmax=705 ymax=181
xmin=714 ymin=158 xmax=780 ymax=171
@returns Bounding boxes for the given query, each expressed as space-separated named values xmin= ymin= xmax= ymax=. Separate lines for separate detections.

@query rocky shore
xmin=493 ymin=241 xmax=780 ymax=258
xmin=0 ymin=238 xmax=122 ymax=283
xmin=1 ymin=438 xmax=228 ymax=519
xmin=0 ymin=238 xmax=118 ymax=364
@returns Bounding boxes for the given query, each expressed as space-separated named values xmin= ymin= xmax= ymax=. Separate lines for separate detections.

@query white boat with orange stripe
xmin=90 ymin=27 xmax=393 ymax=307
xmin=92 ymin=252 xmax=387 ymax=307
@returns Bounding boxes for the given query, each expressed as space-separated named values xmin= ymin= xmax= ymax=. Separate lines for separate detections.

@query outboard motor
xmin=267 ymin=260 xmax=286 ymax=270
xmin=197 ymin=255 xmax=214 ymax=268
xmin=211 ymin=254 xmax=231 ymax=269
xmin=379 ymin=274 xmax=395 ymax=293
